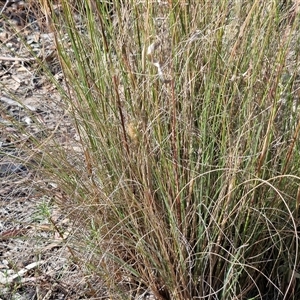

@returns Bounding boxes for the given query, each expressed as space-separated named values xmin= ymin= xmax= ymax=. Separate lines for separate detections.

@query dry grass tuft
xmin=32 ymin=1 xmax=300 ymax=299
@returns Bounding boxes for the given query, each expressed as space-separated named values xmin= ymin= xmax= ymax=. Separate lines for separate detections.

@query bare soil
xmin=0 ymin=1 xmax=97 ymax=299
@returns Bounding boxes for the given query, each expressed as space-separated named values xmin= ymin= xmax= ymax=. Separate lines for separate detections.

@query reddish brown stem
xmin=113 ymin=75 xmax=129 ymax=155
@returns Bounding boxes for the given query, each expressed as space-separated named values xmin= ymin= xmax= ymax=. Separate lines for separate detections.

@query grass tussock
xmin=36 ymin=0 xmax=300 ymax=299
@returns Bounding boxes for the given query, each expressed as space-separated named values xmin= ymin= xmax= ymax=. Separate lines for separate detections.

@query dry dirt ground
xmin=0 ymin=1 xmax=104 ymax=299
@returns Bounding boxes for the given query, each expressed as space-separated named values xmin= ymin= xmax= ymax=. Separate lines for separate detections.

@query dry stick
xmin=0 ymin=0 xmax=9 ymax=15
xmin=0 ymin=56 xmax=36 ymax=62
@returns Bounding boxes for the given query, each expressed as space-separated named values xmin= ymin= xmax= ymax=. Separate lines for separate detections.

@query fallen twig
xmin=0 ymin=56 xmax=36 ymax=62
xmin=0 ymin=0 xmax=9 ymax=16
xmin=0 ymin=261 xmax=45 ymax=284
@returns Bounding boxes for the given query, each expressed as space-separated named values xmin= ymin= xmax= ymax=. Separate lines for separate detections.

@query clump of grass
xmin=37 ymin=0 xmax=300 ymax=299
